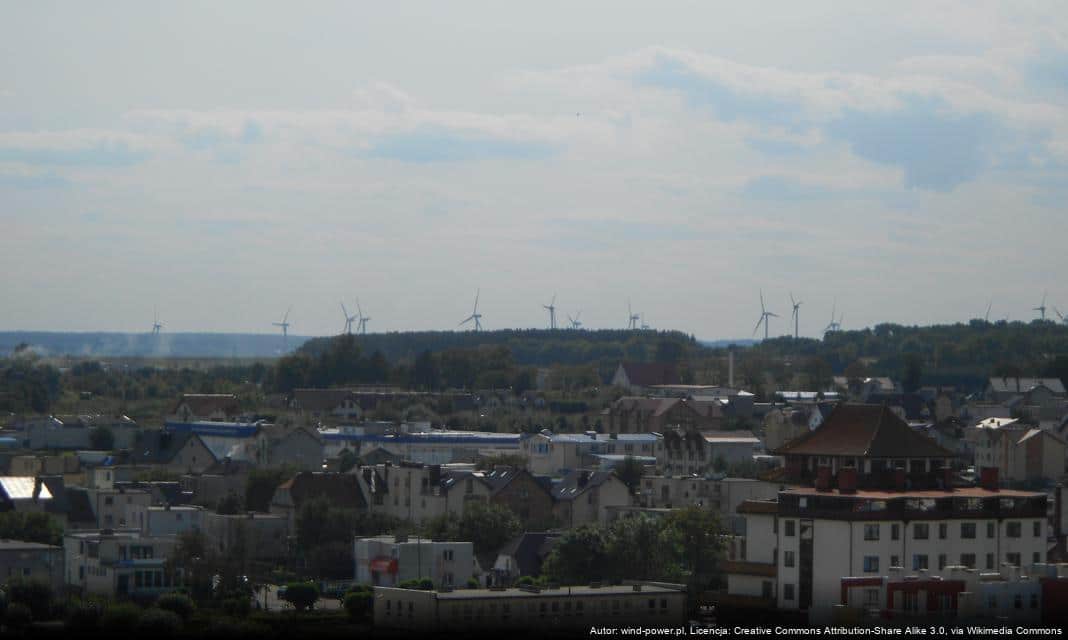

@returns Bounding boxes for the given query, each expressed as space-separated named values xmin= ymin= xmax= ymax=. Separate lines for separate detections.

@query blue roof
xmin=164 ymin=421 xmax=260 ymax=438
xmin=544 ymin=433 xmax=660 ymax=444
xmin=321 ymin=431 xmax=520 ymax=446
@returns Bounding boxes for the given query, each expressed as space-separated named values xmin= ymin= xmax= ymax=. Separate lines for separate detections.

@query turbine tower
xmin=356 ymin=299 xmax=370 ymax=335
xmin=460 ymin=289 xmax=483 ymax=331
xmin=273 ymin=306 xmax=292 ymax=351
xmin=340 ymin=302 xmax=357 ymax=335
xmin=568 ymin=311 xmax=583 ymax=330
xmin=824 ymin=300 xmax=842 ymax=333
xmin=1055 ymin=307 xmax=1068 ymax=326
xmin=627 ymin=300 xmax=640 ymax=330
xmin=151 ymin=307 xmax=163 ymax=335
xmin=640 ymin=313 xmax=650 ymax=331
xmin=752 ymin=290 xmax=779 ymax=341
xmin=543 ymin=294 xmax=557 ymax=330
xmin=985 ymin=300 xmax=993 ymax=323
xmin=790 ymin=293 xmax=802 ymax=339
xmin=1034 ymin=291 xmax=1048 ymax=321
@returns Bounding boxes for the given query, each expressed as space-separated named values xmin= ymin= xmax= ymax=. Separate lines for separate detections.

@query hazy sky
xmin=3 ymin=1 xmax=1067 ymax=339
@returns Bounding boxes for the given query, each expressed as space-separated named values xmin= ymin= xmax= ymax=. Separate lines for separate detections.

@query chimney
xmin=894 ymin=467 xmax=907 ymax=491
xmin=838 ymin=467 xmax=857 ymax=494
xmin=980 ymin=467 xmax=999 ymax=492
xmin=815 ymin=465 xmax=832 ymax=492
xmin=728 ymin=351 xmax=735 ymax=388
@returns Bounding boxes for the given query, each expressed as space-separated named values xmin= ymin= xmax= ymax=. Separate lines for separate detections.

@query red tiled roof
xmin=618 ymin=362 xmax=681 ymax=387
xmin=773 ymin=403 xmax=952 ymax=458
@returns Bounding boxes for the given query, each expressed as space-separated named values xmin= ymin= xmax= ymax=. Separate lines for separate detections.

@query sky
xmin=2 ymin=1 xmax=1067 ymax=339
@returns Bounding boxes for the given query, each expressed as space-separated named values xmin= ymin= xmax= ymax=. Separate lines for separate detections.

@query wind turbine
xmin=640 ymin=313 xmax=650 ymax=331
xmin=151 ymin=307 xmax=163 ymax=335
xmin=460 ymin=289 xmax=483 ymax=331
xmin=824 ymin=300 xmax=841 ymax=334
xmin=273 ymin=306 xmax=292 ymax=350
xmin=752 ymin=290 xmax=779 ymax=340
xmin=1034 ymin=291 xmax=1048 ymax=321
xmin=543 ymin=294 xmax=557 ymax=330
xmin=984 ymin=300 xmax=993 ymax=323
xmin=356 ymin=299 xmax=370 ymax=335
xmin=567 ymin=311 xmax=583 ymax=330
xmin=1055 ymin=307 xmax=1068 ymax=326
xmin=627 ymin=300 xmax=641 ymax=330
xmin=790 ymin=293 xmax=802 ymax=339
xmin=340 ymin=302 xmax=357 ymax=335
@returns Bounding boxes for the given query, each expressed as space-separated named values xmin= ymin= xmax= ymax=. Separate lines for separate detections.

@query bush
xmin=398 ymin=578 xmax=434 ymax=590
xmin=343 ymin=590 xmax=372 ymax=622
xmin=156 ymin=592 xmax=195 ymax=621
xmin=222 ymin=596 xmax=251 ymax=618
xmin=6 ymin=577 xmax=53 ymax=620
xmin=465 ymin=577 xmax=480 ymax=589
xmin=65 ymin=601 xmax=103 ymax=633
xmin=5 ymin=602 xmax=32 ymax=630
xmin=100 ymin=602 xmax=142 ymax=634
xmin=135 ymin=608 xmax=182 ymax=638
xmin=515 ymin=575 xmax=535 ymax=587
xmin=280 ymin=582 xmax=318 ymax=612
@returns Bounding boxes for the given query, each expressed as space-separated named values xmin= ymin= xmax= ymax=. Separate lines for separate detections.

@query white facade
xmin=354 ymin=536 xmax=475 ymax=588
xmin=64 ymin=530 xmax=182 ymax=597
xmin=125 ymin=504 xmax=204 ymax=537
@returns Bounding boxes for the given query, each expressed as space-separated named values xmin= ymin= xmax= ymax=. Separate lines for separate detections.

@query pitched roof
xmin=773 ymin=403 xmax=952 ymax=458
xmin=64 ymin=488 xmax=96 ymax=525
xmin=616 ymin=362 xmax=681 ymax=387
xmin=550 ymin=470 xmax=621 ymax=501
xmin=988 ymin=377 xmax=1066 ymax=395
xmin=611 ymin=396 xmax=721 ymax=418
xmin=497 ymin=532 xmax=561 ymax=576
xmin=129 ymin=430 xmax=209 ymax=465
xmin=172 ymin=394 xmax=239 ymax=417
xmin=276 ymin=472 xmax=367 ymax=510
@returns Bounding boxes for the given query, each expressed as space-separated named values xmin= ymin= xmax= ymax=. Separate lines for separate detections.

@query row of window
xmin=858 ymin=521 xmax=1042 ymax=541
xmin=861 ymin=551 xmax=1042 ymax=572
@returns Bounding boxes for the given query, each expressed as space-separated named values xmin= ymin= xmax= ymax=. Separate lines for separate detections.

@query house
xmin=361 ymin=463 xmax=493 ymax=525
xmin=763 ymin=408 xmax=811 ymax=452
xmin=125 ymin=504 xmax=204 ymax=537
xmin=550 ymin=470 xmax=630 ymax=527
xmin=985 ymin=377 xmax=1067 ymax=404
xmin=355 ymin=536 xmax=474 ymax=588
xmin=611 ymin=362 xmax=681 ymax=393
xmin=290 ymin=388 xmax=363 ymax=420
xmin=129 ymin=430 xmax=217 ymax=474
xmin=491 ymin=532 xmax=561 ymax=584
xmin=480 ymin=467 xmax=555 ymax=528
xmin=270 ymin=472 xmax=367 ymax=529
xmin=64 ymin=530 xmax=182 ymax=598
xmin=255 ymin=424 xmax=323 ymax=470
xmin=0 ymin=540 xmax=64 ymax=591
xmin=0 ymin=477 xmax=53 ymax=513
xmin=604 ymin=396 xmax=723 ymax=434
xmin=170 ymin=394 xmax=240 ymax=422
xmin=971 ymin=426 xmax=1066 ymax=484
xmin=321 ymin=426 xmax=521 ymax=465
xmin=85 ymin=486 xmax=152 ymax=529
xmin=637 ymin=476 xmax=779 ymax=523
xmin=372 ymin=582 xmax=687 ymax=631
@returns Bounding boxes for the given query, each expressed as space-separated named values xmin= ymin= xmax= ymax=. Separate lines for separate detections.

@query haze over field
xmin=3 ymin=2 xmax=1067 ymax=338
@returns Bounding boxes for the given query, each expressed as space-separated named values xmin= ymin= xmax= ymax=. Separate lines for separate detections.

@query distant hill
xmin=296 ymin=328 xmax=702 ymax=367
xmin=0 ymin=332 xmax=311 ymax=358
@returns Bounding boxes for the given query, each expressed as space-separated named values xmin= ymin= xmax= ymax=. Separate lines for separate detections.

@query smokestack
xmin=728 ymin=351 xmax=735 ymax=388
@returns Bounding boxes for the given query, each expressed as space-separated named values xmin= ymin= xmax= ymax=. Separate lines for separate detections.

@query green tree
xmin=616 ymin=456 xmax=644 ymax=495
xmin=281 ymin=582 xmax=319 ymax=612
xmin=89 ymin=425 xmax=115 ymax=450
xmin=0 ymin=512 xmax=62 ymax=546
xmin=456 ymin=502 xmax=521 ymax=555
xmin=244 ymin=467 xmax=291 ymax=512
xmin=541 ymin=525 xmax=610 ymax=584
xmin=663 ymin=507 xmax=725 ymax=592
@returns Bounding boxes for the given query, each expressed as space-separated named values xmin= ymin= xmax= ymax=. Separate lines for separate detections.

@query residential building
xmin=521 ymin=431 xmax=661 ymax=477
xmin=355 ymin=536 xmax=474 ymax=588
xmin=372 ymin=582 xmax=687 ymax=631
xmin=64 ymin=530 xmax=182 ymax=598
xmin=125 ymin=504 xmax=204 ymax=537
xmin=86 ymin=487 xmax=152 ymax=529
xmin=604 ymin=396 xmax=723 ymax=434
xmin=202 ymin=511 xmax=288 ymax=561
xmin=660 ymin=428 xmax=760 ymax=475
xmin=169 ymin=394 xmax=240 ymax=422
xmin=985 ymin=378 xmax=1066 ymax=404
xmin=610 ymin=362 xmax=681 ymax=393
xmin=491 ymin=532 xmax=561 ymax=584
xmin=270 ymin=472 xmax=367 ymax=530
xmin=0 ymin=540 xmax=63 ymax=591
xmin=361 ymin=463 xmax=492 ymax=525
xmin=323 ymin=428 xmax=521 ymax=465
xmin=971 ymin=426 xmax=1066 ymax=484
xmin=480 ymin=467 xmax=556 ymax=528
xmin=127 ymin=430 xmax=217 ymax=474
xmin=550 ymin=470 xmax=630 ymax=527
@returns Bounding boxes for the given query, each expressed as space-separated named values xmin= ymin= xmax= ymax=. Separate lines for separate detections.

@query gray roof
xmin=988 ymin=377 xmax=1066 ymax=395
xmin=0 ymin=539 xmax=61 ymax=550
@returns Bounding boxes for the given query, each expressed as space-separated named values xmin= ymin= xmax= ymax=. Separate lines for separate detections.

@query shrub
xmin=100 ymin=602 xmax=142 ymax=634
xmin=65 ymin=601 xmax=103 ymax=633
xmin=5 ymin=602 xmax=32 ymax=630
xmin=515 ymin=576 xmax=535 ymax=587
xmin=466 ymin=577 xmax=480 ymax=589
xmin=156 ymin=592 xmax=195 ymax=621
xmin=135 ymin=608 xmax=182 ymax=638
xmin=6 ymin=578 xmax=53 ymax=620
xmin=222 ymin=596 xmax=251 ymax=618
xmin=280 ymin=582 xmax=318 ymax=612
xmin=343 ymin=590 xmax=372 ymax=622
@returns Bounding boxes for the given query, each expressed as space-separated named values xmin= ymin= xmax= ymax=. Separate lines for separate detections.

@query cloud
xmin=0 ymin=167 xmax=68 ymax=189
xmin=0 ymin=131 xmax=153 ymax=167
xmin=742 ymin=175 xmax=833 ymax=201
xmin=365 ymin=127 xmax=557 ymax=163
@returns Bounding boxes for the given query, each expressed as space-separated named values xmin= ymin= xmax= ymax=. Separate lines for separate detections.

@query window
xmin=913 ymin=524 xmax=929 ymax=540
xmin=863 ymin=524 xmax=880 ymax=541
xmin=891 ymin=524 xmax=900 ymax=541
xmin=986 ymin=553 xmax=995 ymax=569
xmin=784 ymin=551 xmax=795 ymax=568
xmin=939 ymin=523 xmax=947 ymax=539
xmin=762 ymin=581 xmax=773 ymax=599
xmin=987 ymin=522 xmax=995 ymax=538
xmin=938 ymin=554 xmax=947 ymax=570
xmin=1034 ymin=552 xmax=1042 ymax=564
xmin=1034 ymin=521 xmax=1043 ymax=537
xmin=783 ymin=584 xmax=795 ymax=601
xmin=961 ymin=523 xmax=976 ymax=539
xmin=863 ymin=556 xmax=879 ymax=573
xmin=1007 ymin=553 xmax=1021 ymax=567
xmin=1007 ymin=522 xmax=1022 ymax=538
xmin=890 ymin=555 xmax=900 ymax=567
xmin=912 ymin=555 xmax=928 ymax=571
xmin=960 ymin=553 xmax=976 ymax=569
xmin=865 ymin=589 xmax=880 ymax=606
xmin=784 ymin=520 xmax=795 ymax=537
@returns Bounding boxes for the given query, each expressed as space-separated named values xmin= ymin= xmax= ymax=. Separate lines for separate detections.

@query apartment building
xmin=550 ymin=470 xmax=630 ymax=527
xmin=971 ymin=425 xmax=1066 ymax=484
xmin=124 ymin=504 xmax=203 ymax=537
xmin=355 ymin=536 xmax=474 ymax=588
xmin=373 ymin=582 xmax=687 ymax=631
xmin=363 ymin=463 xmax=492 ymax=525
xmin=63 ymin=530 xmax=182 ymax=598
xmin=521 ymin=431 xmax=661 ymax=477
xmin=0 ymin=540 xmax=63 ymax=591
